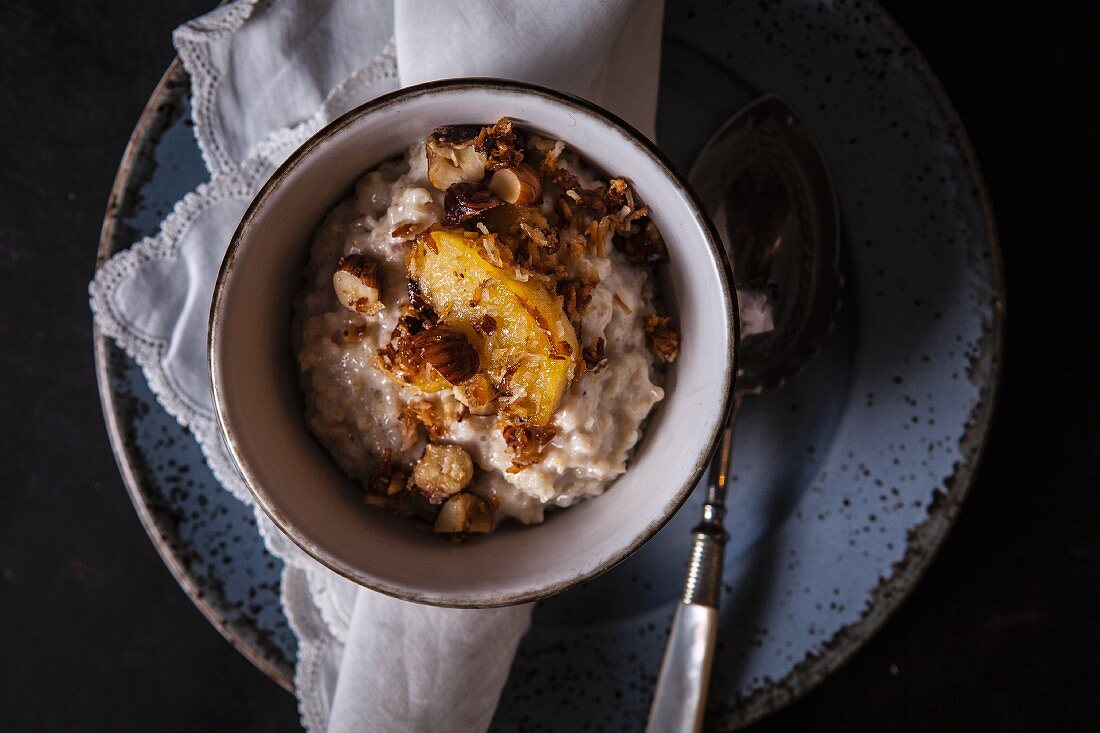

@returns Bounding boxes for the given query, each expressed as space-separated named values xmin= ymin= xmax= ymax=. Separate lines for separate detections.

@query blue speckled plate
xmin=95 ymin=1 xmax=1003 ymax=729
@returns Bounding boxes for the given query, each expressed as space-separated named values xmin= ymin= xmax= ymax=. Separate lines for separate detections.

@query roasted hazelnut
xmin=425 ymin=127 xmax=488 ymax=191
xmin=333 ymin=254 xmax=383 ymax=315
xmin=413 ymin=443 xmax=474 ymax=504
xmin=443 ymin=182 xmax=502 ymax=226
xmin=433 ymin=492 xmax=494 ymax=534
xmin=453 ymin=373 xmax=498 ymax=416
xmin=488 ymin=163 xmax=542 ymax=206
xmin=410 ymin=325 xmax=480 ymax=385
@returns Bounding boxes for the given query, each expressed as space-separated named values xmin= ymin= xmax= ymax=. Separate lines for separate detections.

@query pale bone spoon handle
xmin=646 ymin=398 xmax=740 ymax=733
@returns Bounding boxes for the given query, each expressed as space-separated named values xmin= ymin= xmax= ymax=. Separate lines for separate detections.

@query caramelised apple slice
xmin=407 ymin=228 xmax=579 ymax=425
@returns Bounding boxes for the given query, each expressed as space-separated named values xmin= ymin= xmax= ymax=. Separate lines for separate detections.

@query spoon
xmin=646 ymin=94 xmax=842 ymax=732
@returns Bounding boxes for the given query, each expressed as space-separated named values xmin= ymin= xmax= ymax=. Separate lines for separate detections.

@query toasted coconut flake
xmin=544 ymin=140 xmax=566 ymax=167
xmin=557 ymin=279 xmax=594 ymax=328
xmin=502 ymin=422 xmax=558 ymax=472
xmin=614 ymin=218 xmax=669 ymax=266
xmin=364 ymin=453 xmax=410 ymax=513
xmin=518 ymin=221 xmax=558 ymax=254
xmin=606 ymin=177 xmax=630 ymax=208
xmin=391 ymin=222 xmax=422 ymax=240
xmin=474 ymin=117 xmax=524 ymax=171
xmin=478 ymin=234 xmax=507 ymax=268
xmin=403 ymin=399 xmax=449 ymax=443
xmin=417 ymin=229 xmax=440 ymax=255
xmin=582 ymin=337 xmax=608 ymax=373
xmin=644 ymin=315 xmax=680 ymax=363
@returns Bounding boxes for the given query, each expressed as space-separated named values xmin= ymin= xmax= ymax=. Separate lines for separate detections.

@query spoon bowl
xmin=690 ymin=94 xmax=842 ymax=395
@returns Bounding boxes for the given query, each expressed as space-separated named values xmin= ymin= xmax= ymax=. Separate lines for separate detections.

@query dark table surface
xmin=1 ymin=1 xmax=1096 ymax=730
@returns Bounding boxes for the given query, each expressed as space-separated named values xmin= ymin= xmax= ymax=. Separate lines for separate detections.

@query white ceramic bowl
xmin=210 ymin=79 xmax=736 ymax=607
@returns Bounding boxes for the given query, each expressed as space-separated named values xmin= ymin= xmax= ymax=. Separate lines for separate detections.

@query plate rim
xmin=93 ymin=59 xmax=294 ymax=692
xmin=92 ymin=1 xmax=1005 ymax=725
xmin=716 ymin=4 xmax=1005 ymax=726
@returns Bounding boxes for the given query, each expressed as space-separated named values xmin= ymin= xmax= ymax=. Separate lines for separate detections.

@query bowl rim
xmin=209 ymin=77 xmax=738 ymax=608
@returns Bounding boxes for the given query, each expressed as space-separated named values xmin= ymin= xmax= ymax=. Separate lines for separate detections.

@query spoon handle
xmin=645 ymin=601 xmax=720 ymax=733
xmin=646 ymin=410 xmax=737 ymax=733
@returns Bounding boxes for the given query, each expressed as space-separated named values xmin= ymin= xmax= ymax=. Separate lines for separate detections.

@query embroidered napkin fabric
xmin=89 ymin=0 xmax=664 ymax=729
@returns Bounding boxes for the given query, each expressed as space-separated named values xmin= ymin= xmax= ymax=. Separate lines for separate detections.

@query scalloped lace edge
xmin=90 ymin=34 xmax=397 ymax=732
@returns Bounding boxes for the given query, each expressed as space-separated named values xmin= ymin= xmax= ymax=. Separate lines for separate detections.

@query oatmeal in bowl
xmin=210 ymin=80 xmax=733 ymax=606
xmin=296 ymin=118 xmax=680 ymax=538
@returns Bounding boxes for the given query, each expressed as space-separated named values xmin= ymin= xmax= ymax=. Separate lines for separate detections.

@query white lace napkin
xmin=90 ymin=1 xmax=665 ymax=730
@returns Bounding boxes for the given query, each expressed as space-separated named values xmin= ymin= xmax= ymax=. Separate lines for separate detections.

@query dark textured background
xmin=1 ymin=1 xmax=1096 ymax=730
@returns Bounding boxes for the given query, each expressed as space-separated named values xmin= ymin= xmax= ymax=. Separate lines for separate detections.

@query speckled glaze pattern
xmin=95 ymin=1 xmax=1002 ymax=729
xmin=95 ymin=68 xmax=297 ymax=687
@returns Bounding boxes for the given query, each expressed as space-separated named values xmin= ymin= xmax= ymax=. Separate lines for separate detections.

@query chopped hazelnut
xmin=333 ymin=254 xmax=383 ymax=315
xmin=453 ymin=373 xmax=498 ymax=416
xmin=426 ymin=126 xmax=488 ymax=191
xmin=488 ymin=163 xmax=542 ymax=206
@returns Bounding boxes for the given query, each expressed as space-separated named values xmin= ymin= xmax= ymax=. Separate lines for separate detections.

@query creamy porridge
xmin=294 ymin=119 xmax=679 ymax=536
